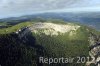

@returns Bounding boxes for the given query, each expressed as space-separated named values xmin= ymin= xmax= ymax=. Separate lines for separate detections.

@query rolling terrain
xmin=0 ymin=12 xmax=100 ymax=30
xmin=0 ymin=19 xmax=100 ymax=66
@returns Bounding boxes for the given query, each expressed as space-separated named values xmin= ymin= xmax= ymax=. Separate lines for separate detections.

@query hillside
xmin=0 ymin=20 xmax=100 ymax=66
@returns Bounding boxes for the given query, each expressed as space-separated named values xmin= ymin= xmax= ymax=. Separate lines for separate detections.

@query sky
xmin=0 ymin=0 xmax=100 ymax=18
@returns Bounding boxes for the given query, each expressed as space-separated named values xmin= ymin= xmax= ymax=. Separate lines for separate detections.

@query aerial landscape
xmin=0 ymin=0 xmax=100 ymax=66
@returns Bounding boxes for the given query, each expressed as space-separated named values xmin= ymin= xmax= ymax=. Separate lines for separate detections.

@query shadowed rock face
xmin=0 ymin=32 xmax=45 ymax=66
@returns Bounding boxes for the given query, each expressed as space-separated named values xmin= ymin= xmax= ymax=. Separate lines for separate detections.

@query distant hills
xmin=0 ymin=12 xmax=100 ymax=30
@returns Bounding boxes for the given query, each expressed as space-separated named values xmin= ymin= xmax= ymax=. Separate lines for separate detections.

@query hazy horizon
xmin=0 ymin=0 xmax=100 ymax=18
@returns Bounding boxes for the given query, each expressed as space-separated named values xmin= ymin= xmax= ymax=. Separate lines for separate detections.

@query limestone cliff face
xmin=30 ymin=22 xmax=80 ymax=36
xmin=87 ymin=33 xmax=100 ymax=66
